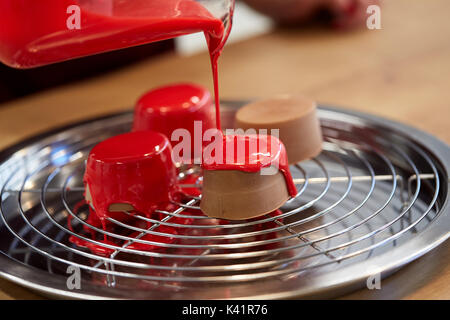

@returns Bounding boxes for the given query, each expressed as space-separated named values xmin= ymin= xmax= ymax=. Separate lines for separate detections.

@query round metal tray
xmin=0 ymin=101 xmax=448 ymax=299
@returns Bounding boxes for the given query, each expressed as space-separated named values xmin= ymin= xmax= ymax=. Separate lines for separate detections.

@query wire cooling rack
xmin=0 ymin=101 xmax=448 ymax=299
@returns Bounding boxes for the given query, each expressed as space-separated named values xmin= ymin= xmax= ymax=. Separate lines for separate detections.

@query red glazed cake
xmin=84 ymin=131 xmax=178 ymax=227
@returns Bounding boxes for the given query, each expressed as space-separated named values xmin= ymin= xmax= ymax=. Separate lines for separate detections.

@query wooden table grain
xmin=0 ymin=0 xmax=448 ymax=299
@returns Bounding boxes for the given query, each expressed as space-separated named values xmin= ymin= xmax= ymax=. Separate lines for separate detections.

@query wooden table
xmin=0 ymin=0 xmax=448 ymax=299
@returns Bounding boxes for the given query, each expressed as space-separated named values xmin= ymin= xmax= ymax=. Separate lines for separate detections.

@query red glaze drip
xmin=202 ymin=134 xmax=298 ymax=198
xmin=0 ymin=0 xmax=232 ymax=129
xmin=67 ymin=199 xmax=118 ymax=257
xmin=84 ymin=131 xmax=178 ymax=225
xmin=205 ymin=4 xmax=233 ymax=130
xmin=68 ymin=201 xmax=283 ymax=255
xmin=84 ymin=206 xmax=103 ymax=237
xmin=69 ymin=235 xmax=118 ymax=257
xmin=254 ymin=210 xmax=284 ymax=250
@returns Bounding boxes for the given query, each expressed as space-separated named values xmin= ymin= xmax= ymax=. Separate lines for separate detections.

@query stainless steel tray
xmin=0 ymin=101 xmax=448 ymax=299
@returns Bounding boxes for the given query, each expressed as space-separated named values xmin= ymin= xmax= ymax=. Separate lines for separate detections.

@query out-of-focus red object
xmin=242 ymin=0 xmax=381 ymax=29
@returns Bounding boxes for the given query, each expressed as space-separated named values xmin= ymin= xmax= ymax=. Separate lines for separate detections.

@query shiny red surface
xmin=0 ymin=0 xmax=224 ymax=68
xmin=83 ymin=131 xmax=179 ymax=226
xmin=133 ymin=83 xmax=215 ymax=161
xmin=202 ymin=134 xmax=298 ymax=197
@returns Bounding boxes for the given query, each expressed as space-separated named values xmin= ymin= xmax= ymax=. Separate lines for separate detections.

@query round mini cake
xmin=200 ymin=134 xmax=297 ymax=220
xmin=84 ymin=131 xmax=178 ymax=226
xmin=133 ymin=83 xmax=215 ymax=163
xmin=235 ymin=95 xmax=323 ymax=164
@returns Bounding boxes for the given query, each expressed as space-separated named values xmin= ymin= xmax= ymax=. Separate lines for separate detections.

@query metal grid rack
xmin=0 ymin=102 xmax=448 ymax=299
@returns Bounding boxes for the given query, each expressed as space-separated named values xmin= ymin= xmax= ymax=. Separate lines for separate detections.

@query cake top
xmin=235 ymin=95 xmax=316 ymax=125
xmin=136 ymin=83 xmax=212 ymax=115
xmin=89 ymin=131 xmax=170 ymax=163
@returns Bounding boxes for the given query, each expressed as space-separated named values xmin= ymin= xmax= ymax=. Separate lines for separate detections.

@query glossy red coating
xmin=83 ymin=131 xmax=179 ymax=225
xmin=133 ymin=83 xmax=215 ymax=161
xmin=202 ymin=134 xmax=298 ymax=198
xmin=0 ymin=0 xmax=228 ymax=130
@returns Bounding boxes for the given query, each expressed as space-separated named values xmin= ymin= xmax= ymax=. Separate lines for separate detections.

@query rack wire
xmin=0 ymin=104 xmax=448 ymax=299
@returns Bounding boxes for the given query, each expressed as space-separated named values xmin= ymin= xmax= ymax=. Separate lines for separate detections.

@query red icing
xmin=68 ymin=199 xmax=284 ymax=255
xmin=178 ymin=172 xmax=203 ymax=198
xmin=84 ymin=131 xmax=178 ymax=225
xmin=84 ymin=206 xmax=103 ymax=237
xmin=202 ymin=134 xmax=298 ymax=198
xmin=133 ymin=83 xmax=215 ymax=161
